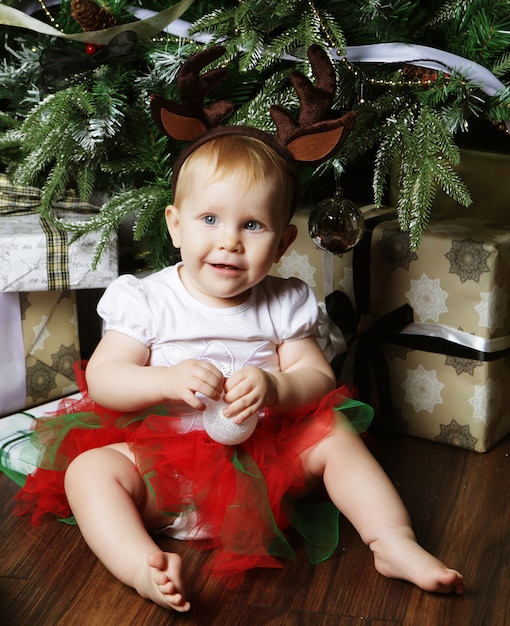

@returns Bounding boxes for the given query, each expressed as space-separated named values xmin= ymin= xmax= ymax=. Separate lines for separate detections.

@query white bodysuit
xmin=97 ymin=263 xmax=319 ymax=432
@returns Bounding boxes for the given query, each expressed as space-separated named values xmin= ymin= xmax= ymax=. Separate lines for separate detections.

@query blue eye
xmin=203 ymin=215 xmax=217 ymax=225
xmin=245 ymin=221 xmax=262 ymax=231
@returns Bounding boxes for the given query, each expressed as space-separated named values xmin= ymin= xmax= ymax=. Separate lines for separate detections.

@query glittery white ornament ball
xmin=203 ymin=399 xmax=258 ymax=445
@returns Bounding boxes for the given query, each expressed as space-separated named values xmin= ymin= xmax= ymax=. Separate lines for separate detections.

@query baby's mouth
xmin=212 ymin=263 xmax=241 ymax=271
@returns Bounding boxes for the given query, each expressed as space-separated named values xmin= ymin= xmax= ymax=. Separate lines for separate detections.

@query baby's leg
xmin=301 ymin=414 xmax=465 ymax=594
xmin=64 ymin=444 xmax=190 ymax=611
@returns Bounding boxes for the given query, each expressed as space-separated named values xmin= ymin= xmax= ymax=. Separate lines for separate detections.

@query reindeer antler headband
xmin=151 ymin=44 xmax=356 ymax=205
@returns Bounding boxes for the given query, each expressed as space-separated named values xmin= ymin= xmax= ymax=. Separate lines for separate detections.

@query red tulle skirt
xmin=12 ymin=363 xmax=372 ymax=586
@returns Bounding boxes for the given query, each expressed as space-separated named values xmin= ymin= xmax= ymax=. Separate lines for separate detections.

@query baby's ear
xmin=275 ymin=223 xmax=298 ymax=262
xmin=165 ymin=205 xmax=181 ymax=248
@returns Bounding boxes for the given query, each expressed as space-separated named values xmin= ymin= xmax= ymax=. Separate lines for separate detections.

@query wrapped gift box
xmin=370 ymin=218 xmax=510 ymax=339
xmin=365 ymin=217 xmax=510 ymax=452
xmin=0 ymin=212 xmax=118 ymax=292
xmin=0 ymin=173 xmax=118 ymax=291
xmin=383 ymin=340 xmax=510 ymax=453
xmin=430 ymin=149 xmax=510 ymax=223
xmin=0 ymin=291 xmax=80 ymax=417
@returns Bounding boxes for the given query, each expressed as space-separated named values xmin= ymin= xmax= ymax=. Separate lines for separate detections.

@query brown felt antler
xmin=151 ymin=46 xmax=234 ymax=142
xmin=270 ymin=45 xmax=356 ymax=162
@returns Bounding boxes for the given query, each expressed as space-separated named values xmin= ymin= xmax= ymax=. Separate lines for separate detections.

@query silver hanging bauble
xmin=308 ymin=188 xmax=365 ymax=254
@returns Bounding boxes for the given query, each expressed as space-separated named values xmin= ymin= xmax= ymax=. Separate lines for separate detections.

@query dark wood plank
xmin=1 ymin=432 xmax=509 ymax=626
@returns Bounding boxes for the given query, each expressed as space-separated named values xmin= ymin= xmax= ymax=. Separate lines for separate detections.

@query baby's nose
xmin=219 ymin=229 xmax=243 ymax=251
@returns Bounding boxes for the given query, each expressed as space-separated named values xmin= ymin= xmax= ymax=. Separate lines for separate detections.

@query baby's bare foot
xmin=369 ymin=528 xmax=466 ymax=594
xmin=136 ymin=551 xmax=191 ymax=611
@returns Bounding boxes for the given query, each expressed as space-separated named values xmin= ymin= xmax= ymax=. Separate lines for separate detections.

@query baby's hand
xmin=223 ymin=366 xmax=276 ymax=423
xmin=163 ymin=359 xmax=224 ymax=410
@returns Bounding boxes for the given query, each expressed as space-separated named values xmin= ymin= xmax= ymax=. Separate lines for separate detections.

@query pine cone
xmin=402 ymin=64 xmax=439 ymax=83
xmin=71 ymin=0 xmax=117 ymax=32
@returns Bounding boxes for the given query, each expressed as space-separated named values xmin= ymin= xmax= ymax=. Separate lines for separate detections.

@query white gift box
xmin=0 ymin=213 xmax=118 ymax=292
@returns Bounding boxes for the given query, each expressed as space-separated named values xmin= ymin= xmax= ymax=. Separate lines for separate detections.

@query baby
xmin=12 ymin=46 xmax=465 ymax=612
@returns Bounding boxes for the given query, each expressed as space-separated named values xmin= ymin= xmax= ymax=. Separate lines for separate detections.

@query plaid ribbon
xmin=0 ymin=174 xmax=99 ymax=215
xmin=0 ymin=174 xmax=99 ymax=290
xmin=39 ymin=217 xmax=69 ymax=290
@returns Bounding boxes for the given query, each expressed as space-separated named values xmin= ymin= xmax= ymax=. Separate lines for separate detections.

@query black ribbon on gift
xmin=386 ymin=330 xmax=510 ymax=362
xmin=326 ymin=290 xmax=414 ymax=430
xmin=324 ymin=210 xmax=414 ymax=433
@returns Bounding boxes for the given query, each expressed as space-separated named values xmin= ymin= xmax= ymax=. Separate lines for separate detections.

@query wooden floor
xmin=1 ymin=431 xmax=509 ymax=626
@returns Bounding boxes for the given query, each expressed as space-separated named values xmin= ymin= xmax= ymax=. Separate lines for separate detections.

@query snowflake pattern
xmin=475 ymin=285 xmax=507 ymax=333
xmin=405 ymin=273 xmax=449 ymax=322
xmin=401 ymin=364 xmax=444 ymax=413
xmin=444 ymin=238 xmax=491 ymax=284
xmin=51 ymin=343 xmax=81 ymax=379
xmin=444 ymin=355 xmax=481 ymax=376
xmin=26 ymin=360 xmax=58 ymax=402
xmin=277 ymin=250 xmax=316 ymax=287
xmin=435 ymin=419 xmax=478 ymax=451
xmin=376 ymin=227 xmax=418 ymax=270
xmin=468 ymin=378 xmax=502 ymax=424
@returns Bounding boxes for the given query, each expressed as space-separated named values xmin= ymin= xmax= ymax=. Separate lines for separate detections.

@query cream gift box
xmin=271 ymin=205 xmax=395 ymax=361
xmin=431 ymin=148 xmax=510 ymax=223
xmin=383 ymin=337 xmax=510 ymax=453
xmin=367 ymin=217 xmax=510 ymax=452
xmin=0 ymin=291 xmax=80 ymax=417
xmin=0 ymin=175 xmax=117 ymax=415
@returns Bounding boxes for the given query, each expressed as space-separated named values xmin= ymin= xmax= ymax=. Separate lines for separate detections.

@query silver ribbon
xmin=400 ymin=322 xmax=510 ymax=354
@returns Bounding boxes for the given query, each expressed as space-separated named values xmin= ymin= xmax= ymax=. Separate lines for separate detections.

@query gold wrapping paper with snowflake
xmin=0 ymin=291 xmax=80 ymax=417
xmin=370 ymin=218 xmax=510 ymax=340
xmin=383 ymin=341 xmax=510 ymax=452
xmin=364 ymin=216 xmax=510 ymax=452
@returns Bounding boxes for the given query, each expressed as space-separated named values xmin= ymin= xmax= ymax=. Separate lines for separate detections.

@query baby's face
xmin=166 ymin=172 xmax=296 ymax=307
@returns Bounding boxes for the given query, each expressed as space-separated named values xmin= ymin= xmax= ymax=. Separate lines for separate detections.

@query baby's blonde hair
xmin=173 ymin=135 xmax=297 ymax=220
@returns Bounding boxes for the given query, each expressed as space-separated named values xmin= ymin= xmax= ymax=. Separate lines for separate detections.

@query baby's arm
xmin=86 ymin=330 xmax=223 ymax=412
xmin=223 ymin=335 xmax=336 ymax=423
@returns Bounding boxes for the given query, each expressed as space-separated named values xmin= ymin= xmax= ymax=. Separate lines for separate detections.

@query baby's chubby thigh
xmin=64 ymin=442 xmax=172 ymax=531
